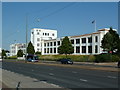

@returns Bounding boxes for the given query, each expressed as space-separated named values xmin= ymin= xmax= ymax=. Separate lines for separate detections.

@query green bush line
xmin=6 ymin=54 xmax=120 ymax=62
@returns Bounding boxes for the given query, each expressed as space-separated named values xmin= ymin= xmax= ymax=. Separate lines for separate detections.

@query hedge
xmin=39 ymin=55 xmax=95 ymax=62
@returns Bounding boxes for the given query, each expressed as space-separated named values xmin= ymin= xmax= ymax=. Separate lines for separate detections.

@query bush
xmin=7 ymin=56 xmax=17 ymax=59
xmin=39 ymin=55 xmax=96 ymax=62
xmin=95 ymin=54 xmax=120 ymax=62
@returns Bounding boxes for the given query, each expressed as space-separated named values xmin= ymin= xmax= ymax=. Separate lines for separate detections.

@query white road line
xmin=72 ymin=71 xmax=77 ymax=73
xmin=107 ymin=76 xmax=117 ymax=79
xmin=80 ymin=79 xmax=88 ymax=82
xmin=31 ymin=69 xmax=34 ymax=71
xmin=49 ymin=73 xmax=54 ymax=76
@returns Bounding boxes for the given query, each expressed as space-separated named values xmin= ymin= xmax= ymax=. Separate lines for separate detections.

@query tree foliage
xmin=35 ymin=51 xmax=41 ymax=55
xmin=17 ymin=49 xmax=24 ymax=57
xmin=2 ymin=49 xmax=6 ymax=59
xmin=101 ymin=27 xmax=120 ymax=53
xmin=27 ymin=41 xmax=35 ymax=55
xmin=58 ymin=36 xmax=74 ymax=57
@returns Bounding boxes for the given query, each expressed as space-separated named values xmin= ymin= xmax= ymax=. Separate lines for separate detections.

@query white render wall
xmin=42 ymin=28 xmax=112 ymax=55
xmin=31 ymin=28 xmax=57 ymax=52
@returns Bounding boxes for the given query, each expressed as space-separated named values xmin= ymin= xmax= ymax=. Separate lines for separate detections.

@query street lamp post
xmin=25 ymin=14 xmax=28 ymax=63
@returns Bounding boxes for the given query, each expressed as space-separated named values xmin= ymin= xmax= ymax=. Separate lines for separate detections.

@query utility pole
xmin=25 ymin=14 xmax=28 ymax=63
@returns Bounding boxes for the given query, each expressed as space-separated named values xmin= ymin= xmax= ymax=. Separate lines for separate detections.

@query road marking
xmin=107 ymin=76 xmax=117 ymax=79
xmin=80 ymin=79 xmax=88 ymax=82
xmin=72 ymin=71 xmax=77 ymax=73
xmin=49 ymin=73 xmax=54 ymax=76
xmin=50 ymin=69 xmax=53 ymax=70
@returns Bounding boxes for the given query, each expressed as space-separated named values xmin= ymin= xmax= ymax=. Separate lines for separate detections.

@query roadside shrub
xmin=95 ymin=54 xmax=120 ymax=62
xmin=7 ymin=55 xmax=17 ymax=59
xmin=39 ymin=55 xmax=96 ymax=62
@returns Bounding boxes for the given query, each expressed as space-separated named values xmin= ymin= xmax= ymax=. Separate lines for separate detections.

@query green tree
xmin=27 ymin=41 xmax=35 ymax=54
xmin=17 ymin=49 xmax=24 ymax=57
xmin=101 ymin=27 xmax=120 ymax=53
xmin=35 ymin=51 xmax=41 ymax=55
xmin=2 ymin=49 xmax=6 ymax=59
xmin=58 ymin=36 xmax=74 ymax=58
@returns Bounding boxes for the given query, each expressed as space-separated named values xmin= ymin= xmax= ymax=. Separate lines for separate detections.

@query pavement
xmin=1 ymin=68 xmax=66 ymax=89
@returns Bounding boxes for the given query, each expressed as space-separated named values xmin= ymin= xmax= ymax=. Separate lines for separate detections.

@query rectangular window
xmin=37 ymin=43 xmax=40 ymax=46
xmin=71 ymin=39 xmax=74 ymax=44
xmin=76 ymin=39 xmax=80 ymax=44
xmin=88 ymin=46 xmax=92 ymax=53
xmin=54 ymin=42 xmax=56 ymax=46
xmin=95 ymin=36 xmax=98 ymax=42
xmin=88 ymin=37 xmax=92 ymax=43
xmin=54 ymin=48 xmax=56 ymax=53
xmin=44 ymin=48 xmax=46 ymax=53
xmin=50 ymin=48 xmax=52 ymax=53
xmin=50 ymin=42 xmax=52 ymax=46
xmin=44 ymin=43 xmax=46 ymax=47
xmin=95 ymin=45 xmax=98 ymax=53
xmin=82 ymin=46 xmax=86 ymax=53
xmin=82 ymin=38 xmax=86 ymax=43
xmin=47 ymin=48 xmax=49 ymax=53
xmin=57 ymin=41 xmax=60 ymax=45
xmin=37 ymin=38 xmax=40 ymax=41
xmin=76 ymin=46 xmax=80 ymax=53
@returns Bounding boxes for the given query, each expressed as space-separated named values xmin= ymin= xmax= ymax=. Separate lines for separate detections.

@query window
xmin=71 ymin=39 xmax=74 ymax=44
xmin=45 ymin=33 xmax=47 ymax=36
xmin=37 ymin=38 xmax=40 ymax=41
xmin=88 ymin=46 xmax=92 ymax=53
xmin=48 ymin=33 xmax=49 ymax=36
xmin=82 ymin=46 xmax=86 ymax=53
xmin=44 ymin=43 xmax=46 ymax=47
xmin=95 ymin=36 xmax=98 ymax=42
xmin=88 ymin=37 xmax=92 ymax=43
xmin=76 ymin=46 xmax=80 ymax=53
xmin=52 ymin=33 xmax=54 ymax=36
xmin=54 ymin=48 xmax=56 ymax=53
xmin=95 ymin=45 xmax=98 ymax=53
xmin=47 ymin=48 xmax=49 ymax=53
xmin=37 ymin=32 xmax=39 ymax=35
xmin=82 ymin=38 xmax=86 ymax=43
xmin=43 ymin=33 xmax=44 ymax=35
xmin=76 ymin=39 xmax=80 ymax=44
xmin=44 ymin=48 xmax=46 ymax=53
xmin=32 ymin=32 xmax=34 ymax=34
xmin=54 ymin=42 xmax=56 ymax=46
xmin=50 ymin=48 xmax=52 ymax=53
xmin=37 ymin=43 xmax=40 ymax=46
xmin=50 ymin=42 xmax=52 ymax=46
xmin=37 ymin=48 xmax=39 ymax=51
xmin=57 ymin=41 xmax=60 ymax=45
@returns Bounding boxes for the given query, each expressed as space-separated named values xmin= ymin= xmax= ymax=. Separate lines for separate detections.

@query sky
xmin=2 ymin=2 xmax=118 ymax=50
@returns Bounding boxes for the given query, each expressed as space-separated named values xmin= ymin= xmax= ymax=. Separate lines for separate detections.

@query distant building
xmin=10 ymin=43 xmax=26 ymax=56
xmin=31 ymin=28 xmax=117 ymax=55
xmin=31 ymin=28 xmax=57 ymax=54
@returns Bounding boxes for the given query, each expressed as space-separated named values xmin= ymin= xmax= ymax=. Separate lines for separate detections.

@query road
xmin=2 ymin=60 xmax=119 ymax=89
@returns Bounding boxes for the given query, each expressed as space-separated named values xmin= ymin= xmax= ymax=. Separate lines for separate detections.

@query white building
xmin=31 ymin=28 xmax=116 ymax=55
xmin=31 ymin=28 xmax=57 ymax=54
xmin=10 ymin=43 xmax=26 ymax=56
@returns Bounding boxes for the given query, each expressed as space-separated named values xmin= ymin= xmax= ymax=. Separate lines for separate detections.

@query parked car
xmin=26 ymin=54 xmax=38 ymax=62
xmin=60 ymin=59 xmax=73 ymax=65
